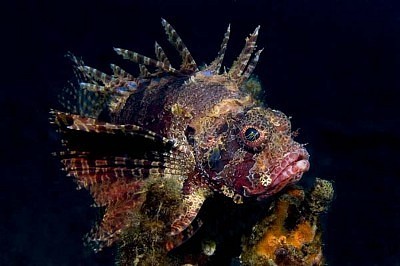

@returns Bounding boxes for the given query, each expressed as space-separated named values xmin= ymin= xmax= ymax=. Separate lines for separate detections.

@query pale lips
xmin=269 ymin=149 xmax=310 ymax=188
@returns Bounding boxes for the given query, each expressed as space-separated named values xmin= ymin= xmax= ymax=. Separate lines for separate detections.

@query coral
xmin=307 ymin=178 xmax=335 ymax=214
xmin=241 ymin=178 xmax=334 ymax=266
xmin=288 ymin=221 xmax=315 ymax=249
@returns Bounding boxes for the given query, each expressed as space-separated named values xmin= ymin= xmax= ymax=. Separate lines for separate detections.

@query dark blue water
xmin=2 ymin=0 xmax=400 ymax=265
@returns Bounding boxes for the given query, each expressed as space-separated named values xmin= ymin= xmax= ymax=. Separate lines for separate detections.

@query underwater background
xmin=2 ymin=0 xmax=400 ymax=265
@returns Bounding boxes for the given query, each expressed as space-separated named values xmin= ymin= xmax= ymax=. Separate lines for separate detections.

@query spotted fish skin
xmin=50 ymin=19 xmax=310 ymax=252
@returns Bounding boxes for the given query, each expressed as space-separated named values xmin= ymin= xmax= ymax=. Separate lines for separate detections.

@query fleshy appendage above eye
xmin=267 ymin=109 xmax=291 ymax=133
xmin=240 ymin=125 xmax=266 ymax=149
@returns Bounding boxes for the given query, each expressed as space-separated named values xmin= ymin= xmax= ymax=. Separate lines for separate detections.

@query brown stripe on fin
xmin=51 ymin=111 xmax=177 ymax=149
xmin=61 ymin=156 xmax=186 ymax=185
xmin=62 ymin=157 xmax=150 ymax=191
xmin=228 ymin=25 xmax=260 ymax=80
xmin=238 ymin=48 xmax=264 ymax=85
xmin=110 ymin=82 xmax=138 ymax=96
xmin=206 ymin=24 xmax=231 ymax=74
xmin=86 ymin=186 xmax=146 ymax=252
xmin=161 ymin=18 xmax=198 ymax=72
xmin=65 ymin=52 xmax=87 ymax=82
xmin=139 ymin=64 xmax=151 ymax=77
xmin=110 ymin=64 xmax=135 ymax=80
xmin=78 ymin=66 xmax=113 ymax=84
xmin=154 ymin=41 xmax=172 ymax=67
xmin=79 ymin=82 xmax=107 ymax=93
xmin=53 ymin=143 xmax=193 ymax=252
xmin=169 ymin=187 xmax=209 ymax=236
xmin=166 ymin=216 xmax=204 ymax=251
xmin=114 ymin=47 xmax=178 ymax=74
xmin=60 ymin=53 xmax=108 ymax=118
xmin=51 ymin=150 xmax=90 ymax=157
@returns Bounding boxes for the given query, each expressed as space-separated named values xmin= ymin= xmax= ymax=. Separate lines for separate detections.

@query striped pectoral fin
xmin=50 ymin=110 xmax=192 ymax=250
xmin=61 ymin=157 xmax=167 ymax=191
xmin=56 ymin=153 xmax=186 ymax=251
xmin=165 ymin=215 xmax=204 ymax=252
xmin=86 ymin=185 xmax=146 ymax=252
xmin=60 ymin=154 xmax=152 ymax=250
xmin=50 ymin=110 xmax=176 ymax=149
xmin=169 ymin=187 xmax=209 ymax=236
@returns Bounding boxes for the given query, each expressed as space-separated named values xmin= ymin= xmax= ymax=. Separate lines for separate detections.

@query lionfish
xmin=50 ymin=19 xmax=310 ymax=253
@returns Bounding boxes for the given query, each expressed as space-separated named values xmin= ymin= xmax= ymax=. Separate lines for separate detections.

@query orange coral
xmin=286 ymin=187 xmax=305 ymax=200
xmin=288 ymin=221 xmax=315 ymax=248
xmin=255 ymin=229 xmax=286 ymax=258
xmin=255 ymin=189 xmax=317 ymax=262
xmin=255 ymin=199 xmax=289 ymax=258
xmin=242 ymin=180 xmax=333 ymax=266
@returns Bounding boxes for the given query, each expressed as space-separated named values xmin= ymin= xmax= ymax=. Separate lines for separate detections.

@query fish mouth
xmin=244 ymin=148 xmax=310 ymax=198
xmin=269 ymin=148 xmax=310 ymax=188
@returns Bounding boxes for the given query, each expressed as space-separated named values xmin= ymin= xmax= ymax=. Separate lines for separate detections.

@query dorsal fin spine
xmin=110 ymin=64 xmax=134 ymax=80
xmin=161 ymin=18 xmax=198 ymax=72
xmin=228 ymin=26 xmax=260 ymax=80
xmin=155 ymin=41 xmax=172 ymax=67
xmin=139 ymin=64 xmax=151 ymax=77
xmin=114 ymin=47 xmax=178 ymax=74
xmin=207 ymin=24 xmax=231 ymax=74
xmin=79 ymin=83 xmax=107 ymax=93
xmin=78 ymin=66 xmax=113 ymax=84
xmin=239 ymin=48 xmax=264 ymax=85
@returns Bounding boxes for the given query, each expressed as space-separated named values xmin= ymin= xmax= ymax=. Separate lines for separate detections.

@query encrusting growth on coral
xmin=114 ymin=177 xmax=334 ymax=265
xmin=241 ymin=178 xmax=334 ymax=266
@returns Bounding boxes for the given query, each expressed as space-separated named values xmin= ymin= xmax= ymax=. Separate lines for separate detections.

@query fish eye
xmin=240 ymin=125 xmax=265 ymax=149
xmin=244 ymin=127 xmax=260 ymax=142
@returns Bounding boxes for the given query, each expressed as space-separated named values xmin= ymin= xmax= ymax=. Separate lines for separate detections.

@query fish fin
xmin=79 ymin=80 xmax=137 ymax=96
xmin=154 ymin=41 xmax=172 ymax=67
xmin=161 ymin=18 xmax=198 ymax=73
xmin=77 ymin=78 xmax=139 ymax=114
xmin=50 ymin=110 xmax=175 ymax=147
xmin=50 ymin=110 xmax=195 ymax=251
xmin=206 ymin=24 xmax=231 ymax=74
xmin=138 ymin=64 xmax=151 ymax=78
xmin=110 ymin=64 xmax=135 ymax=80
xmin=79 ymin=82 xmax=107 ymax=93
xmin=228 ymin=26 xmax=260 ymax=80
xmin=169 ymin=186 xmax=210 ymax=236
xmin=86 ymin=190 xmax=145 ymax=252
xmin=166 ymin=216 xmax=204 ymax=251
xmin=114 ymin=47 xmax=178 ymax=74
xmin=238 ymin=48 xmax=264 ymax=86
xmin=61 ymin=156 xmax=183 ymax=193
xmin=61 ymin=153 xmax=189 ymax=251
xmin=59 ymin=53 xmax=109 ymax=118
xmin=77 ymin=65 xmax=113 ymax=84
xmin=59 ymin=152 xmax=151 ymax=251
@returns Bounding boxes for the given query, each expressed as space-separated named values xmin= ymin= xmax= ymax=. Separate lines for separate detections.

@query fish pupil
xmin=245 ymin=127 xmax=260 ymax=142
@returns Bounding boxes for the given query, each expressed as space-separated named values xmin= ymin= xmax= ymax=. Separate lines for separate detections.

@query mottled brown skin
xmin=109 ymin=71 xmax=310 ymax=235
xmin=51 ymin=20 xmax=310 ymax=251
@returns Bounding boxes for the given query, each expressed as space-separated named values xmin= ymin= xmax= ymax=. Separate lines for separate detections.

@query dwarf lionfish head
xmin=206 ymin=107 xmax=310 ymax=200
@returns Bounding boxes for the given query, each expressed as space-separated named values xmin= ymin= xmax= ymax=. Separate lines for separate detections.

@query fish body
xmin=50 ymin=19 xmax=309 ymax=251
